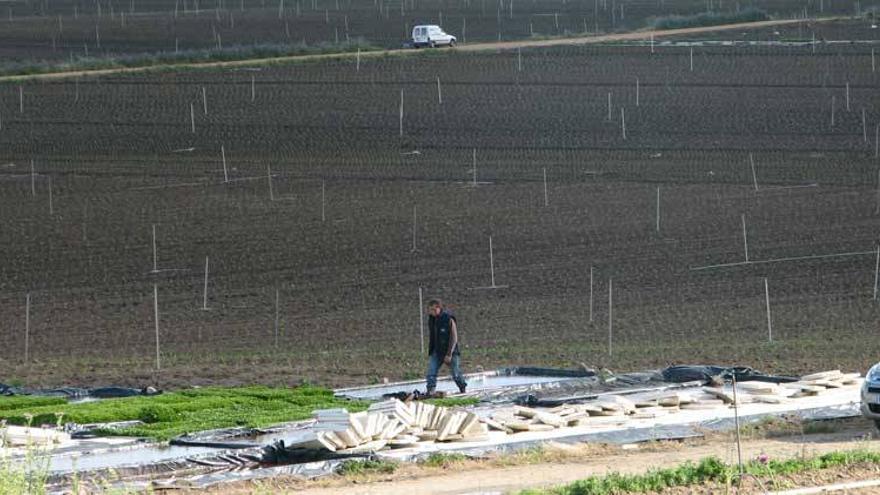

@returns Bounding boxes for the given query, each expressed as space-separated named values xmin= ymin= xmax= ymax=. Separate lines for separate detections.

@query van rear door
xmin=413 ymin=26 xmax=426 ymax=43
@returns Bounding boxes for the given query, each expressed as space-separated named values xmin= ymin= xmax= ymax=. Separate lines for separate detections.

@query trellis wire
xmin=692 ymin=249 xmax=877 ymax=271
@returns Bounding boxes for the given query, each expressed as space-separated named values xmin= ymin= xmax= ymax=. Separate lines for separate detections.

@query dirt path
xmin=289 ymin=429 xmax=879 ymax=495
xmin=0 ymin=17 xmax=832 ymax=82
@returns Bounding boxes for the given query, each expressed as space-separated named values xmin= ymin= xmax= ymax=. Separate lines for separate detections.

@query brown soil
xmin=2 ymin=15 xmax=878 ymax=390
xmin=0 ymin=17 xmax=827 ymax=82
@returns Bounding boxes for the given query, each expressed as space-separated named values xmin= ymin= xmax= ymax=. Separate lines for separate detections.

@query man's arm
xmin=445 ymin=319 xmax=458 ymax=364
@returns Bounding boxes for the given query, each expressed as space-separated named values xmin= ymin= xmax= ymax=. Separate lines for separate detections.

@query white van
xmin=411 ymin=25 xmax=456 ymax=48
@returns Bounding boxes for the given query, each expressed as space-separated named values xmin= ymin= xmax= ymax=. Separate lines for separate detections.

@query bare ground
xmin=198 ymin=418 xmax=880 ymax=495
xmin=0 ymin=17 xmax=831 ymax=82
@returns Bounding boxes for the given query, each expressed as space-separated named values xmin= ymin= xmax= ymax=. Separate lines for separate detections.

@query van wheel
xmin=875 ymin=420 xmax=880 ymax=431
xmin=449 ymin=39 xmax=456 ymax=47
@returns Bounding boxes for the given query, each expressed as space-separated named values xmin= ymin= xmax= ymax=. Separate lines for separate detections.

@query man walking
xmin=426 ymin=299 xmax=467 ymax=395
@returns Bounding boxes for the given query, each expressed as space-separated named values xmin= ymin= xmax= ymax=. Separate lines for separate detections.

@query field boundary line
xmin=0 ymin=17 xmax=845 ymax=82
xmin=691 ymin=249 xmax=876 ymax=271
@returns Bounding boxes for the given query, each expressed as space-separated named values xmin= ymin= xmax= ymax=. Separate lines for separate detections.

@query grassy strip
xmin=423 ymin=397 xmax=480 ymax=408
xmin=337 ymin=459 xmax=399 ymax=476
xmin=420 ymin=452 xmax=469 ymax=468
xmin=0 ymin=39 xmax=377 ymax=77
xmin=649 ymin=8 xmax=769 ymax=30
xmin=0 ymin=386 xmax=367 ymax=441
xmin=520 ymin=450 xmax=880 ymax=494
xmin=0 ymin=396 xmax=67 ymax=412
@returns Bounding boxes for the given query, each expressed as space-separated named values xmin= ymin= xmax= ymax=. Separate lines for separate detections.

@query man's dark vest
xmin=428 ymin=310 xmax=459 ymax=357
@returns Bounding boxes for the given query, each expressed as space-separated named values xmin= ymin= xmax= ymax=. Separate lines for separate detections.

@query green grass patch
xmin=519 ymin=450 xmax=880 ymax=494
xmin=423 ymin=397 xmax=480 ymax=408
xmin=336 ymin=459 xmax=398 ymax=476
xmin=0 ymin=386 xmax=367 ymax=441
xmin=420 ymin=452 xmax=469 ymax=468
xmin=649 ymin=8 xmax=769 ymax=30
xmin=0 ymin=396 xmax=67 ymax=412
xmin=0 ymin=39 xmax=378 ymax=78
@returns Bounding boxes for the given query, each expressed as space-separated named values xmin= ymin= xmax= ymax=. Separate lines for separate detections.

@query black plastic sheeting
xmin=258 ymin=440 xmax=367 ymax=464
xmin=0 ymin=384 xmax=161 ymax=399
xmin=516 ymin=366 xmax=800 ymax=407
xmin=508 ymin=367 xmax=597 ymax=378
xmin=135 ymin=400 xmax=860 ymax=491
xmin=660 ymin=365 xmax=798 ymax=385
xmin=169 ymin=438 xmax=262 ymax=450
xmin=516 ymin=382 xmax=703 ymax=408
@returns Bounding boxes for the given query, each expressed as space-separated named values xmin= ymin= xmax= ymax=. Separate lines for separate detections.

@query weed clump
xmin=336 ymin=459 xmax=398 ymax=476
xmin=420 ymin=452 xmax=468 ymax=468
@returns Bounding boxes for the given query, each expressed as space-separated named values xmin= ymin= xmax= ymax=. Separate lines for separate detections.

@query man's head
xmin=427 ymin=299 xmax=443 ymax=317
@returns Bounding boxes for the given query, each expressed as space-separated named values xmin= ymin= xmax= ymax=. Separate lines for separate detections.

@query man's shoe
xmin=458 ymin=383 xmax=467 ymax=394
